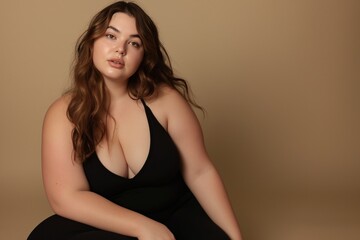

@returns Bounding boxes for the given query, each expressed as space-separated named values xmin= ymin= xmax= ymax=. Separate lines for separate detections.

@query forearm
xmin=185 ymin=166 xmax=243 ymax=240
xmin=50 ymin=190 xmax=152 ymax=237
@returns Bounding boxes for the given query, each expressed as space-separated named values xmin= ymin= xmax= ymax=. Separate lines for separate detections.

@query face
xmin=93 ymin=12 xmax=144 ymax=84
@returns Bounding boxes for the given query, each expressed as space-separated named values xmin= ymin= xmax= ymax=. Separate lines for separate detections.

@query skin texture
xmin=42 ymin=13 xmax=242 ymax=240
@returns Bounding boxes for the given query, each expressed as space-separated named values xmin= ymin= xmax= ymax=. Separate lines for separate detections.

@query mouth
xmin=108 ymin=58 xmax=125 ymax=68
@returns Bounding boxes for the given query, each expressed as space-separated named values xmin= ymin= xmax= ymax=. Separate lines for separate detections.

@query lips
xmin=108 ymin=58 xmax=125 ymax=68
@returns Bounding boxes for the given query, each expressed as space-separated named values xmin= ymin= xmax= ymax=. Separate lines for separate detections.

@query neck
xmin=104 ymin=77 xmax=129 ymax=101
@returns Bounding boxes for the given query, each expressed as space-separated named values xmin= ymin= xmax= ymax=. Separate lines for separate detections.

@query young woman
xmin=28 ymin=1 xmax=242 ymax=239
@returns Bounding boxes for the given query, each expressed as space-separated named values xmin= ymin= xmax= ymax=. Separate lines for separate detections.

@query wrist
xmin=131 ymin=215 xmax=154 ymax=238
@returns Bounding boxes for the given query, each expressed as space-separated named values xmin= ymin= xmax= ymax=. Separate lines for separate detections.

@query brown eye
xmin=105 ymin=34 xmax=116 ymax=40
xmin=129 ymin=41 xmax=141 ymax=48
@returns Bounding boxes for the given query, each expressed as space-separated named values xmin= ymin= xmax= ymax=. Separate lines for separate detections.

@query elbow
xmin=184 ymin=161 xmax=217 ymax=184
xmin=45 ymin=187 xmax=91 ymax=218
xmin=45 ymin=189 xmax=76 ymax=217
xmin=47 ymin=193 xmax=67 ymax=216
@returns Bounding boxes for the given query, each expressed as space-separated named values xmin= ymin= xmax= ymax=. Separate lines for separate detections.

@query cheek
xmin=92 ymin=52 xmax=101 ymax=71
xmin=92 ymin=42 xmax=106 ymax=68
xmin=133 ymin=51 xmax=144 ymax=67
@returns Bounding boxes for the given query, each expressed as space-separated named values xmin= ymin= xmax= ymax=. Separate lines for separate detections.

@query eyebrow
xmin=107 ymin=26 xmax=141 ymax=39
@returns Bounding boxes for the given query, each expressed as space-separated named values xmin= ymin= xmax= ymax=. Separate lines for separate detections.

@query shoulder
xmin=45 ymin=94 xmax=71 ymax=117
xmin=144 ymin=84 xmax=197 ymax=131
xmin=41 ymin=94 xmax=75 ymax=161
xmin=151 ymin=84 xmax=191 ymax=111
xmin=149 ymin=84 xmax=193 ymax=116
xmin=155 ymin=84 xmax=200 ymax=130
xmin=43 ymin=94 xmax=73 ymax=132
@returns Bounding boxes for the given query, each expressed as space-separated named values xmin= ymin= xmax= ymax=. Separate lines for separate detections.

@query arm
xmin=164 ymin=89 xmax=243 ymax=240
xmin=41 ymin=96 xmax=174 ymax=240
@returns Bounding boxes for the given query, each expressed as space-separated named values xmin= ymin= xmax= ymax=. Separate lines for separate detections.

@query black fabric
xmin=27 ymin=100 xmax=229 ymax=240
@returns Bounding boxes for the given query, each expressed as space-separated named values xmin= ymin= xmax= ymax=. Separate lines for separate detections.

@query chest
xmin=95 ymin=101 xmax=169 ymax=179
xmin=83 ymin=102 xmax=182 ymax=197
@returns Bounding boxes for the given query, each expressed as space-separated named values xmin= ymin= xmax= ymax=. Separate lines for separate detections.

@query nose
xmin=116 ymin=41 xmax=127 ymax=56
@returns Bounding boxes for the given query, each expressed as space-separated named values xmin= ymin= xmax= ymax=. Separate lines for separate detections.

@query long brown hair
xmin=66 ymin=1 xmax=202 ymax=162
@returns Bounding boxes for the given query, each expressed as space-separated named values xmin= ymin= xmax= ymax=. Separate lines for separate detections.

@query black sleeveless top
xmin=28 ymin=100 xmax=230 ymax=240
xmin=83 ymin=100 xmax=191 ymax=221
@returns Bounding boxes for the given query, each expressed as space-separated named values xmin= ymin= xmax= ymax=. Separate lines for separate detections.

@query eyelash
xmin=105 ymin=34 xmax=141 ymax=48
xmin=129 ymin=41 xmax=141 ymax=48
xmin=105 ymin=33 xmax=116 ymax=40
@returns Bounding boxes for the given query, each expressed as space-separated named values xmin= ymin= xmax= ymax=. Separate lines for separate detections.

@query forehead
xmin=109 ymin=12 xmax=138 ymax=33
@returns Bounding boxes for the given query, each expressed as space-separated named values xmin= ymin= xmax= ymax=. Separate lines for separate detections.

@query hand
xmin=137 ymin=219 xmax=175 ymax=240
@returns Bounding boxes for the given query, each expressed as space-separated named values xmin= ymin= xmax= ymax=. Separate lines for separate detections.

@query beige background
xmin=1 ymin=0 xmax=359 ymax=239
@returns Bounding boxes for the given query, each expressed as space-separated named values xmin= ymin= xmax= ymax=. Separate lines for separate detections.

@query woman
xmin=28 ymin=1 xmax=242 ymax=239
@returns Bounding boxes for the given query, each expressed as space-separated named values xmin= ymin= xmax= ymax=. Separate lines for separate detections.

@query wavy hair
xmin=66 ymin=1 xmax=202 ymax=162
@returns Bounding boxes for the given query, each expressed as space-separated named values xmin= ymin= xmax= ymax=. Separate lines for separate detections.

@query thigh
xmin=69 ymin=231 xmax=136 ymax=240
xmin=27 ymin=214 xmax=136 ymax=240
xmin=166 ymin=197 xmax=230 ymax=240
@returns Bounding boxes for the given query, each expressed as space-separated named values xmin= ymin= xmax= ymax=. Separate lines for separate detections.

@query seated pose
xmin=28 ymin=1 xmax=242 ymax=239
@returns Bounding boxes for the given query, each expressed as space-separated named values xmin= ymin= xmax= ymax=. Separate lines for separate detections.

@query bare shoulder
xmin=145 ymin=84 xmax=196 ymax=130
xmin=46 ymin=94 xmax=70 ymax=115
xmin=152 ymin=84 xmax=192 ymax=113
xmin=43 ymin=94 xmax=72 ymax=130
xmin=158 ymin=84 xmax=200 ymax=127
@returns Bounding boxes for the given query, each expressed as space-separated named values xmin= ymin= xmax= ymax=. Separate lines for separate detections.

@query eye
xmin=128 ymin=41 xmax=142 ymax=48
xmin=105 ymin=33 xmax=116 ymax=40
